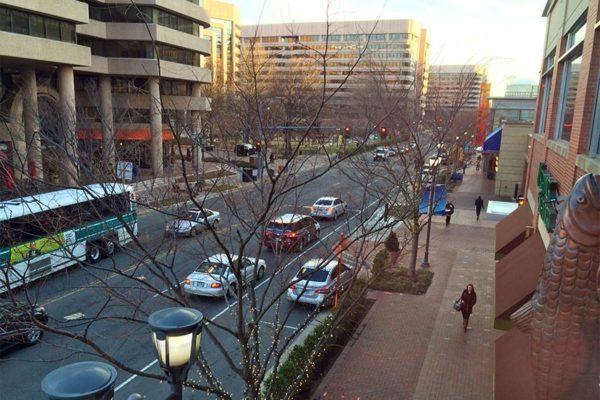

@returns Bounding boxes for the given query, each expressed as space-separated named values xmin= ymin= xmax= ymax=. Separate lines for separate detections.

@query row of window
xmin=88 ymin=5 xmax=202 ymax=36
xmin=0 ymin=195 xmax=130 ymax=248
xmin=253 ymin=33 xmax=415 ymax=44
xmin=77 ymin=36 xmax=201 ymax=67
xmin=0 ymin=6 xmax=76 ymax=43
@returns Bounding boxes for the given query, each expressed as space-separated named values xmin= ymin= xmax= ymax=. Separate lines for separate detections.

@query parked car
xmin=165 ymin=208 xmax=220 ymax=237
xmin=287 ymin=259 xmax=354 ymax=306
xmin=183 ymin=254 xmax=267 ymax=298
xmin=0 ymin=300 xmax=48 ymax=352
xmin=373 ymin=147 xmax=388 ymax=161
xmin=236 ymin=143 xmax=256 ymax=156
xmin=310 ymin=197 xmax=347 ymax=220
xmin=263 ymin=214 xmax=320 ymax=252
xmin=384 ymin=147 xmax=397 ymax=157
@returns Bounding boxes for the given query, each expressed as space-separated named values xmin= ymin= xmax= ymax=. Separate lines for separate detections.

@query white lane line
xmin=116 ymin=192 xmax=383 ymax=392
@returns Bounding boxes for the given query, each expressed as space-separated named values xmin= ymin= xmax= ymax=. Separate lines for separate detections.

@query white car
xmin=165 ymin=208 xmax=220 ymax=237
xmin=183 ymin=254 xmax=266 ymax=298
xmin=310 ymin=197 xmax=347 ymax=220
xmin=287 ymin=259 xmax=354 ymax=306
xmin=373 ymin=147 xmax=388 ymax=161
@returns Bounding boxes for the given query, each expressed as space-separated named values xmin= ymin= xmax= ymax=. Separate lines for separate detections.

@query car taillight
xmin=285 ymin=231 xmax=297 ymax=238
xmin=290 ymin=284 xmax=296 ymax=290
xmin=310 ymin=207 xmax=315 ymax=212
xmin=327 ymin=207 xmax=334 ymax=213
xmin=314 ymin=287 xmax=330 ymax=294
xmin=211 ymin=282 xmax=222 ymax=288
xmin=184 ymin=278 xmax=190 ymax=285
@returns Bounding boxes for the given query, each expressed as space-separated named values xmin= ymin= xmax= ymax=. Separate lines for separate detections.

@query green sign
xmin=537 ymin=163 xmax=558 ymax=231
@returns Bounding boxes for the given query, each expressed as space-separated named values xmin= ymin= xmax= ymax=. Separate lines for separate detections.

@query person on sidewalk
xmin=475 ymin=196 xmax=484 ymax=221
xmin=462 ymin=162 xmax=467 ymax=175
xmin=444 ymin=201 xmax=455 ymax=226
xmin=460 ymin=283 xmax=477 ymax=332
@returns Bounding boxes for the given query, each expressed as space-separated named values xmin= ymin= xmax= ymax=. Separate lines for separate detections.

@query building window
xmin=539 ymin=76 xmax=552 ymax=133
xmin=555 ymin=54 xmax=582 ymax=142
xmin=0 ymin=6 xmax=75 ymax=43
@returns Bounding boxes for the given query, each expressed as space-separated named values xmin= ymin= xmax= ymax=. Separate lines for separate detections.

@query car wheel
xmin=297 ymin=237 xmax=305 ymax=252
xmin=24 ymin=328 xmax=43 ymax=345
xmin=333 ymin=210 xmax=338 ymax=221
xmin=86 ymin=243 xmax=102 ymax=264
xmin=257 ymin=266 xmax=265 ymax=280
xmin=316 ymin=229 xmax=321 ymax=239
xmin=104 ymin=239 xmax=116 ymax=257
xmin=212 ymin=219 xmax=219 ymax=230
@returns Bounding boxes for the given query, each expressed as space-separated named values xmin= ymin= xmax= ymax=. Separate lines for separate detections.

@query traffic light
xmin=255 ymin=140 xmax=261 ymax=152
xmin=380 ymin=127 xmax=387 ymax=139
xmin=344 ymin=127 xmax=351 ymax=138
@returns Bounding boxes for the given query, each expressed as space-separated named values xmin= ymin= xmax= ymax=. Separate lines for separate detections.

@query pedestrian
xmin=444 ymin=200 xmax=455 ymax=226
xmin=462 ymin=162 xmax=467 ymax=175
xmin=475 ymin=195 xmax=484 ymax=220
xmin=476 ymin=160 xmax=480 ymax=171
xmin=460 ymin=283 xmax=477 ymax=332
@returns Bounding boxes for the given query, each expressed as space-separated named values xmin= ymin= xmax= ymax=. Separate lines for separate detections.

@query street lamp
xmin=41 ymin=361 xmax=117 ymax=400
xmin=148 ymin=307 xmax=204 ymax=400
xmin=421 ymin=156 xmax=441 ymax=268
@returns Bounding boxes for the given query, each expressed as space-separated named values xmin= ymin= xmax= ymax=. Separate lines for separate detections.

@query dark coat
xmin=475 ymin=197 xmax=484 ymax=212
xmin=460 ymin=289 xmax=477 ymax=318
xmin=444 ymin=202 xmax=455 ymax=216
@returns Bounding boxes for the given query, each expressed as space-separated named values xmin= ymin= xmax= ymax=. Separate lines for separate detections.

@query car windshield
xmin=267 ymin=222 xmax=291 ymax=232
xmin=297 ymin=267 xmax=329 ymax=282
xmin=195 ymin=261 xmax=227 ymax=275
xmin=376 ymin=149 xmax=385 ymax=154
xmin=315 ymin=199 xmax=333 ymax=206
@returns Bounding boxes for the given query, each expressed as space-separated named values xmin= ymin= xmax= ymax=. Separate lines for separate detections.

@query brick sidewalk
xmin=314 ymin=164 xmax=503 ymax=400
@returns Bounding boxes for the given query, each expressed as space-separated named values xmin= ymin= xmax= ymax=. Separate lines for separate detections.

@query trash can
xmin=241 ymin=168 xmax=253 ymax=182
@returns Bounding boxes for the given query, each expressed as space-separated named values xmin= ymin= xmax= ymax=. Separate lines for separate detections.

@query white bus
xmin=0 ymin=183 xmax=138 ymax=293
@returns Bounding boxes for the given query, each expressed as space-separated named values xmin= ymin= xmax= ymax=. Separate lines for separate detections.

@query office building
xmin=494 ymin=1 xmax=599 ymax=399
xmin=0 ymin=0 xmax=212 ymax=187
xmin=203 ymin=0 xmax=241 ymax=84
xmin=427 ymin=64 xmax=487 ymax=109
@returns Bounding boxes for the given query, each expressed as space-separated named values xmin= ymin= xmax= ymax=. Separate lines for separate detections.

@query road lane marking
xmin=63 ymin=312 xmax=85 ymax=321
xmin=115 ymin=194 xmax=383 ymax=392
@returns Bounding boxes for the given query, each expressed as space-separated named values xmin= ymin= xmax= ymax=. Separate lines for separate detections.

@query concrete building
xmin=494 ymin=1 xmax=599 ymax=399
xmin=487 ymin=96 xmax=537 ymax=132
xmin=240 ymin=19 xmax=430 ymax=122
xmin=427 ymin=64 xmax=487 ymax=109
xmin=504 ymin=81 xmax=538 ymax=98
xmin=0 ymin=0 xmax=212 ymax=188
xmin=202 ymin=0 xmax=240 ymax=85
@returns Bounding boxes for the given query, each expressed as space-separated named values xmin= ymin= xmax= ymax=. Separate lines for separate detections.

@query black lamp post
xmin=148 ymin=307 xmax=204 ymax=400
xmin=41 ymin=361 xmax=117 ymax=400
xmin=421 ymin=156 xmax=441 ymax=268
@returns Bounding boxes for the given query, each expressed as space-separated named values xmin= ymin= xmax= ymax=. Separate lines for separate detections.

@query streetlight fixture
xmin=421 ymin=156 xmax=441 ymax=268
xmin=148 ymin=307 xmax=204 ymax=400
xmin=41 ymin=361 xmax=117 ymax=400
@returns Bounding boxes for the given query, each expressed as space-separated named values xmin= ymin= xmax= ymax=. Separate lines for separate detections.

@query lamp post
xmin=421 ymin=156 xmax=441 ymax=268
xmin=41 ymin=361 xmax=117 ymax=400
xmin=148 ymin=307 xmax=204 ymax=400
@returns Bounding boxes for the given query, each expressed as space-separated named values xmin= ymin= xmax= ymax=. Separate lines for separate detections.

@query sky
xmin=234 ymin=0 xmax=548 ymax=96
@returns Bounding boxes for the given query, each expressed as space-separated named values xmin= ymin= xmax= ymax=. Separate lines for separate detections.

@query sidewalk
xmin=315 ymin=165 xmax=506 ymax=399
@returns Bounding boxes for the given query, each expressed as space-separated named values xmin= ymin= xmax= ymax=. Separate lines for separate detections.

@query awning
xmin=78 ymin=129 xmax=175 ymax=141
xmin=483 ymin=127 xmax=502 ymax=153
xmin=419 ymin=184 xmax=447 ymax=215
xmin=495 ymin=230 xmax=545 ymax=320
xmin=495 ymin=204 xmax=533 ymax=257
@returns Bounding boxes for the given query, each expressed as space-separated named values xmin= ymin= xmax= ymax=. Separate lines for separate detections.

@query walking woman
xmin=460 ymin=284 xmax=477 ymax=332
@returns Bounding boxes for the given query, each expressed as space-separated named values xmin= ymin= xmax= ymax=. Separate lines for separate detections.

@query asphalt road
xmin=0 ymin=156 xmax=396 ymax=399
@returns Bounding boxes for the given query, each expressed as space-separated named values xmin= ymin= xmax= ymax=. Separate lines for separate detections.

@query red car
xmin=263 ymin=214 xmax=320 ymax=252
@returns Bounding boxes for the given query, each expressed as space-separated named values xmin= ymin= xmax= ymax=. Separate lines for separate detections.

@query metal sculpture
xmin=526 ymin=173 xmax=600 ymax=399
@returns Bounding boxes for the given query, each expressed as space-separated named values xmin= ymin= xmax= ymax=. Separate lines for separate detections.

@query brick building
xmin=494 ymin=0 xmax=599 ymax=399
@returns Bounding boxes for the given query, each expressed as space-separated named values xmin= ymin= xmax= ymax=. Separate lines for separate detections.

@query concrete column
xmin=99 ymin=75 xmax=115 ymax=176
xmin=22 ymin=66 xmax=44 ymax=181
xmin=57 ymin=66 xmax=78 ymax=185
xmin=191 ymin=83 xmax=202 ymax=175
xmin=149 ymin=77 xmax=163 ymax=177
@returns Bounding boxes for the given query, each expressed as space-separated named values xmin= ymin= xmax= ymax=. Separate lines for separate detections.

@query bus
xmin=0 ymin=183 xmax=138 ymax=293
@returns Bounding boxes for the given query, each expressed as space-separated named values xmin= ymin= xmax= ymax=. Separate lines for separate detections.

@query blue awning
xmin=419 ymin=184 xmax=448 ymax=215
xmin=483 ymin=127 xmax=502 ymax=153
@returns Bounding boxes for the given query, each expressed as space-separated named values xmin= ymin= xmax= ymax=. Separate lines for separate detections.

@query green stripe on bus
xmin=9 ymin=233 xmax=66 ymax=264
xmin=0 ymin=249 xmax=9 ymax=265
xmin=74 ymin=212 xmax=137 ymax=242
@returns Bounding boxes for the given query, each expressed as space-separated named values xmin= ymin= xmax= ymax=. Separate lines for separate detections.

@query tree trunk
xmin=408 ymin=219 xmax=420 ymax=278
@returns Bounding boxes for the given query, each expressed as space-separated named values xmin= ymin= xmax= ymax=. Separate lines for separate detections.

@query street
xmin=0 ymin=157 xmax=397 ymax=399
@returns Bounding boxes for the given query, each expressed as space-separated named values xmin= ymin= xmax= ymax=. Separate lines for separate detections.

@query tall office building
xmin=0 ymin=0 xmax=212 ymax=187
xmin=203 ymin=0 xmax=241 ymax=85
xmin=427 ymin=64 xmax=487 ymax=109
xmin=241 ymin=19 xmax=430 ymax=121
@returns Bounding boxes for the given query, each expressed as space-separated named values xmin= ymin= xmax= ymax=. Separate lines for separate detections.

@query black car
xmin=0 ymin=300 xmax=48 ymax=351
xmin=236 ymin=143 xmax=257 ymax=156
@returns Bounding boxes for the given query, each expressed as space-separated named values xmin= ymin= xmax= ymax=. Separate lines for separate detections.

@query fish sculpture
xmin=528 ymin=173 xmax=600 ymax=399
